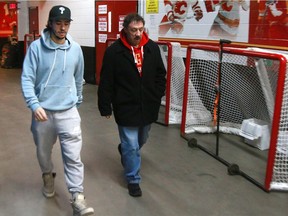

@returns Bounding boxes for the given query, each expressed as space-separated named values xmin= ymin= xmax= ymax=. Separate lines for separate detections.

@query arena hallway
xmin=0 ymin=67 xmax=287 ymax=216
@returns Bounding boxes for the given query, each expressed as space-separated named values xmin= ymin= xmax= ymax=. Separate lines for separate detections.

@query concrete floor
xmin=0 ymin=67 xmax=287 ymax=216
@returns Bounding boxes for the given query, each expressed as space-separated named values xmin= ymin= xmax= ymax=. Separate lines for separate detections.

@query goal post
xmin=157 ymin=41 xmax=187 ymax=125
xmin=156 ymin=41 xmax=173 ymax=125
xmin=180 ymin=43 xmax=288 ymax=191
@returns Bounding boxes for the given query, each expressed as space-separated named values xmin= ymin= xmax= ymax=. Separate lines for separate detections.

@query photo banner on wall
xmin=158 ymin=0 xmax=249 ymax=42
xmin=143 ymin=0 xmax=288 ymax=50
xmin=249 ymin=0 xmax=288 ymax=48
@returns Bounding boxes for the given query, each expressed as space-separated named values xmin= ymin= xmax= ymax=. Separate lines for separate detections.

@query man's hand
xmin=34 ymin=107 xmax=48 ymax=121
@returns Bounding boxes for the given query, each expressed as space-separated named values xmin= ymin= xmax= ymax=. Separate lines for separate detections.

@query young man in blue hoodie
xmin=21 ymin=5 xmax=94 ymax=216
xmin=98 ymin=13 xmax=166 ymax=197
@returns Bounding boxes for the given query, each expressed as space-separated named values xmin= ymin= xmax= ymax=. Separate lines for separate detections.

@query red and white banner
xmin=142 ymin=0 xmax=288 ymax=50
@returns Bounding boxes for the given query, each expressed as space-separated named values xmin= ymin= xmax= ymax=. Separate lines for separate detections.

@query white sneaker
xmin=71 ymin=193 xmax=94 ymax=216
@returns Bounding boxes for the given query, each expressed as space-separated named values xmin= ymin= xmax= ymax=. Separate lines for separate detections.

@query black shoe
xmin=128 ymin=183 xmax=142 ymax=197
xmin=118 ymin=144 xmax=124 ymax=166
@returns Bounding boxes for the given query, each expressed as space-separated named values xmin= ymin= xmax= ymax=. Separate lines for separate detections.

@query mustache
xmin=135 ymin=36 xmax=141 ymax=40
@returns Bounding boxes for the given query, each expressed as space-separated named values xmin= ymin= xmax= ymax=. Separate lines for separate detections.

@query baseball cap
xmin=49 ymin=5 xmax=72 ymax=21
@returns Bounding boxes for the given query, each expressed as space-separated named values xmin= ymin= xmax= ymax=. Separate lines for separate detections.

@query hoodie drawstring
xmin=44 ymin=49 xmax=67 ymax=88
xmin=44 ymin=50 xmax=57 ymax=88
xmin=63 ymin=49 xmax=67 ymax=72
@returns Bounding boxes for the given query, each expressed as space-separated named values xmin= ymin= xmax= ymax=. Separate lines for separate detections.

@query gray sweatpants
xmin=31 ymin=106 xmax=84 ymax=194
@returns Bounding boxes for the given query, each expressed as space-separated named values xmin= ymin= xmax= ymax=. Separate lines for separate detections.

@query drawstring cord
xmin=63 ymin=49 xmax=66 ymax=72
xmin=44 ymin=50 xmax=57 ymax=88
xmin=44 ymin=49 xmax=67 ymax=88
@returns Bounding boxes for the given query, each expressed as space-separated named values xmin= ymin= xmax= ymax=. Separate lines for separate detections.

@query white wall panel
xmin=18 ymin=0 xmax=95 ymax=47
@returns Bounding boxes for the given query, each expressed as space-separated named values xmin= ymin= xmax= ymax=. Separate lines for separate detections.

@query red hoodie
xmin=120 ymin=29 xmax=149 ymax=77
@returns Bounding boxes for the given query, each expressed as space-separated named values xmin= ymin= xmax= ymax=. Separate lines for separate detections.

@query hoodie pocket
xmin=39 ymin=84 xmax=76 ymax=107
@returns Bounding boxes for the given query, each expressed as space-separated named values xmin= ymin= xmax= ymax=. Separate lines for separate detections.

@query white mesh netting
xmin=271 ymin=66 xmax=288 ymax=190
xmin=185 ymin=51 xmax=277 ymax=134
xmin=159 ymin=42 xmax=186 ymax=124
xmin=159 ymin=42 xmax=211 ymax=124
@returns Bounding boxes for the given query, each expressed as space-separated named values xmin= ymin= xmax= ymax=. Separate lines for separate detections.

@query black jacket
xmin=98 ymin=39 xmax=166 ymax=126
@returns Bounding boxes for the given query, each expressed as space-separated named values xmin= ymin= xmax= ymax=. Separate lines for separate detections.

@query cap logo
xmin=59 ymin=7 xmax=65 ymax=14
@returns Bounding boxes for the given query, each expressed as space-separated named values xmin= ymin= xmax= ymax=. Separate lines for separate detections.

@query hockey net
xmin=158 ymin=42 xmax=186 ymax=125
xmin=179 ymin=44 xmax=288 ymax=191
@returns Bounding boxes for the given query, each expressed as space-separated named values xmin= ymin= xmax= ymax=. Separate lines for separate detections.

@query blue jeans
xmin=118 ymin=124 xmax=151 ymax=184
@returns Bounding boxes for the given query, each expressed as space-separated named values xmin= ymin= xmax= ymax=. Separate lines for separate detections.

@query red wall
xmin=0 ymin=2 xmax=17 ymax=38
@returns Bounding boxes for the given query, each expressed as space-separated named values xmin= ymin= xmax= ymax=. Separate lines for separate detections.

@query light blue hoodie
xmin=21 ymin=29 xmax=84 ymax=112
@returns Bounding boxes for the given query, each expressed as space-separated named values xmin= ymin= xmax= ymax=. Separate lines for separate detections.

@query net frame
xmin=158 ymin=41 xmax=184 ymax=125
xmin=156 ymin=41 xmax=173 ymax=125
xmin=180 ymin=43 xmax=288 ymax=192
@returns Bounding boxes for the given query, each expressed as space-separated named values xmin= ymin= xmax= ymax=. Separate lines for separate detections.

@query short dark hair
xmin=123 ymin=13 xmax=145 ymax=29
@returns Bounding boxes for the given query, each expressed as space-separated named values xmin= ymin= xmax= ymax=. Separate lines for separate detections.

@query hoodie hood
xmin=41 ymin=28 xmax=72 ymax=50
xmin=120 ymin=29 xmax=149 ymax=77
xmin=40 ymin=28 xmax=73 ymax=83
xmin=120 ymin=28 xmax=149 ymax=50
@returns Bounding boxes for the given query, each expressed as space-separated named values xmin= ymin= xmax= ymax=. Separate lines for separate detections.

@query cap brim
xmin=53 ymin=16 xmax=73 ymax=21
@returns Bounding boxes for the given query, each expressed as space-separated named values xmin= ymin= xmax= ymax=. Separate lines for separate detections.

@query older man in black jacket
xmin=98 ymin=13 xmax=166 ymax=197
